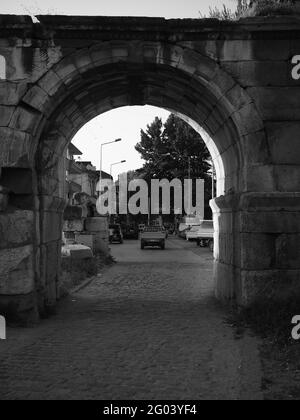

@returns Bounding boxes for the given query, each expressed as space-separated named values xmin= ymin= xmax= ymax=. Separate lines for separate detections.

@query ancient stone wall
xmin=0 ymin=15 xmax=299 ymax=320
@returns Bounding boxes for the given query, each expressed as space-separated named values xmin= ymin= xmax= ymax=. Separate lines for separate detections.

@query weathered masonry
xmin=0 ymin=15 xmax=300 ymax=322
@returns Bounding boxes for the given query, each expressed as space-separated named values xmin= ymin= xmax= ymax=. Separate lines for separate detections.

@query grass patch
xmin=60 ymin=252 xmax=115 ymax=296
xmin=229 ymin=295 xmax=300 ymax=345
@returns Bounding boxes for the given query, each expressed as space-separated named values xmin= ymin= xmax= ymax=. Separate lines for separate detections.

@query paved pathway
xmin=0 ymin=238 xmax=262 ymax=400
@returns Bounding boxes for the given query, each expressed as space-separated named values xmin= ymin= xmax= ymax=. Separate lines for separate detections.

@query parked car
xmin=109 ymin=224 xmax=123 ymax=244
xmin=186 ymin=225 xmax=202 ymax=241
xmin=123 ymin=225 xmax=139 ymax=240
xmin=140 ymin=226 xmax=166 ymax=250
xmin=178 ymin=223 xmax=192 ymax=239
xmin=138 ymin=224 xmax=146 ymax=233
xmin=195 ymin=220 xmax=214 ymax=252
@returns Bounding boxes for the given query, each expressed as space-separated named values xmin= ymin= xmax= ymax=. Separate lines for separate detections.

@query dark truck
xmin=140 ymin=226 xmax=166 ymax=250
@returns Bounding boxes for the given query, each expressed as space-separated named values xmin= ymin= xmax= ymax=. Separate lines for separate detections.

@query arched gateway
xmin=0 ymin=15 xmax=300 ymax=322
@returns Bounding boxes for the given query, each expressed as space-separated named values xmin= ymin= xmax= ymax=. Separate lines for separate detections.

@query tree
xmin=135 ymin=114 xmax=213 ymax=218
xmin=136 ymin=114 xmax=211 ymax=182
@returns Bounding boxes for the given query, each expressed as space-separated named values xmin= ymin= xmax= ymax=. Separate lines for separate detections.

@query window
xmin=0 ymin=55 xmax=6 ymax=79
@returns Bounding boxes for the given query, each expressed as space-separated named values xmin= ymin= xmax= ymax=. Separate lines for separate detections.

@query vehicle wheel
xmin=208 ymin=240 xmax=214 ymax=252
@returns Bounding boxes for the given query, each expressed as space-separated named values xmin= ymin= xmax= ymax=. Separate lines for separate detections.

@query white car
xmin=195 ymin=221 xmax=214 ymax=252
xmin=185 ymin=225 xmax=202 ymax=241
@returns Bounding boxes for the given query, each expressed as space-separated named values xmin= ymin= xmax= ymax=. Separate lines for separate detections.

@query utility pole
xmin=99 ymin=138 xmax=122 ymax=196
xmin=211 ymin=160 xmax=215 ymax=199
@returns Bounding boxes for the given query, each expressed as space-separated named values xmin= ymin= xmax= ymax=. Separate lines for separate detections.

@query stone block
xmin=274 ymin=165 xmax=300 ymax=192
xmin=85 ymin=217 xmax=108 ymax=232
xmin=215 ymin=212 xmax=233 ymax=233
xmin=225 ymin=84 xmax=253 ymax=111
xmin=221 ymin=60 xmax=289 ymax=87
xmin=233 ymin=103 xmax=264 ymax=135
xmin=266 ymin=121 xmax=300 ymax=165
xmin=0 ymin=292 xmax=39 ymax=325
xmin=9 ymin=105 xmax=43 ymax=135
xmin=251 ymin=39 xmax=291 ymax=61
xmin=240 ymin=211 xmax=300 ymax=234
xmin=63 ymin=219 xmax=84 ymax=232
xmin=54 ymin=59 xmax=79 ymax=85
xmin=0 ymin=127 xmax=33 ymax=168
xmin=40 ymin=195 xmax=66 ymax=212
xmin=276 ymin=234 xmax=300 ymax=269
xmin=240 ymin=192 xmax=300 ymax=212
xmin=63 ymin=205 xmax=84 ymax=221
xmin=1 ymin=167 xmax=33 ymax=194
xmin=38 ymin=69 xmax=64 ymax=97
xmin=0 ymin=245 xmax=34 ymax=295
xmin=89 ymin=45 xmax=113 ymax=65
xmin=219 ymin=40 xmax=254 ymax=62
xmin=247 ymin=87 xmax=300 ymax=120
xmin=75 ymin=233 xmax=94 ymax=251
xmin=0 ymin=105 xmax=15 ymax=126
xmin=22 ymin=85 xmax=50 ymax=115
xmin=241 ymin=130 xmax=270 ymax=165
xmin=245 ymin=165 xmax=276 ymax=192
xmin=42 ymin=211 xmax=62 ymax=243
xmin=241 ymin=233 xmax=275 ymax=271
xmin=0 ymin=81 xmax=27 ymax=105
xmin=91 ymin=233 xmax=109 ymax=255
xmin=45 ymin=240 xmax=61 ymax=286
xmin=0 ymin=210 xmax=34 ymax=249
xmin=213 ymin=260 xmax=235 ymax=301
xmin=72 ymin=48 xmax=94 ymax=73
xmin=62 ymin=244 xmax=93 ymax=259
xmin=240 ymin=269 xmax=300 ymax=306
xmin=218 ymin=232 xmax=234 ymax=266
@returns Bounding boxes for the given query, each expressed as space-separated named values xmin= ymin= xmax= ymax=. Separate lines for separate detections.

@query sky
xmin=2 ymin=0 xmax=234 ymax=18
xmin=72 ymin=106 xmax=170 ymax=178
xmin=0 ymin=0 xmax=234 ymax=177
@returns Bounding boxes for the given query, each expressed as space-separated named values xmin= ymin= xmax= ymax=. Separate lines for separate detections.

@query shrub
xmin=200 ymin=0 xmax=299 ymax=20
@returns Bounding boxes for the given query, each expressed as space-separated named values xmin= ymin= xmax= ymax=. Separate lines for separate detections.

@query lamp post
xmin=211 ymin=159 xmax=215 ymax=199
xmin=110 ymin=160 xmax=127 ymax=179
xmin=99 ymin=138 xmax=122 ymax=195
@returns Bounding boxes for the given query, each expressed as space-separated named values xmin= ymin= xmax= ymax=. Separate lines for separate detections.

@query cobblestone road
xmin=0 ymin=238 xmax=263 ymax=400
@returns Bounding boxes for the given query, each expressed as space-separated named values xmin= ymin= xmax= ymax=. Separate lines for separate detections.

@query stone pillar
xmin=211 ymin=194 xmax=239 ymax=303
xmin=212 ymin=192 xmax=300 ymax=306
xmin=238 ymin=192 xmax=300 ymax=305
xmin=37 ymin=195 xmax=65 ymax=315
xmin=0 ymin=177 xmax=39 ymax=324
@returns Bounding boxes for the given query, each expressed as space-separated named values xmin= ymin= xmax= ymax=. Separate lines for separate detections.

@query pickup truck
xmin=140 ymin=226 xmax=166 ymax=250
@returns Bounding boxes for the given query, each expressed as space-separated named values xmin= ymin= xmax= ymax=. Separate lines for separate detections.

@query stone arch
xmin=19 ymin=42 xmax=265 ymax=189
xmin=2 ymin=41 xmax=268 ymax=319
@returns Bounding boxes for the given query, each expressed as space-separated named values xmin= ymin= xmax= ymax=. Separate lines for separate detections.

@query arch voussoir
xmin=1 ymin=26 xmax=287 ymax=322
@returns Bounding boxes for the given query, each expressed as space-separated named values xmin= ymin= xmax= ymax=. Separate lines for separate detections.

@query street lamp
xmin=110 ymin=160 xmax=127 ymax=179
xmin=99 ymin=138 xmax=122 ymax=194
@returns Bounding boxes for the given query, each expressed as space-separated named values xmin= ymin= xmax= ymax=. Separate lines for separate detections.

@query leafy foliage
xmin=135 ymin=114 xmax=211 ymax=182
xmin=200 ymin=0 xmax=299 ymax=20
xmin=135 ymin=114 xmax=213 ymax=217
